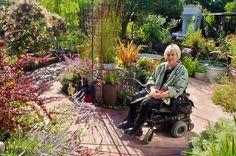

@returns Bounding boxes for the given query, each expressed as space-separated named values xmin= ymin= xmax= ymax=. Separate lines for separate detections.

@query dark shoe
xmin=117 ymin=121 xmax=133 ymax=129
xmin=135 ymin=128 xmax=143 ymax=137
xmin=124 ymin=127 xmax=142 ymax=137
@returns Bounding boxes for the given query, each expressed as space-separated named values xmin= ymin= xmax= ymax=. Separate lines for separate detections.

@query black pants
xmin=127 ymin=89 xmax=164 ymax=129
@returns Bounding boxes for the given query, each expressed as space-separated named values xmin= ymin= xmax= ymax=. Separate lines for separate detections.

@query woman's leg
xmin=135 ymin=98 xmax=163 ymax=127
xmin=118 ymin=89 xmax=147 ymax=129
xmin=124 ymin=97 xmax=163 ymax=135
xmin=126 ymin=89 xmax=147 ymax=123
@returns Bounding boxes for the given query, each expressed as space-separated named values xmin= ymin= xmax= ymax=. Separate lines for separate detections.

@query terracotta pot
xmin=102 ymin=83 xmax=120 ymax=105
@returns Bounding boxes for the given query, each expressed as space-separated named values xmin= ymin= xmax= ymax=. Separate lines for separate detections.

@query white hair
xmin=164 ymin=44 xmax=181 ymax=60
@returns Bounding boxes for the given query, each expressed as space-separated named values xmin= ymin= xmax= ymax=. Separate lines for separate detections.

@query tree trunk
xmin=120 ymin=18 xmax=129 ymax=39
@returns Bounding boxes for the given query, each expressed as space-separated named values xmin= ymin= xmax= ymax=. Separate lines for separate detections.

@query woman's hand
xmin=149 ymin=86 xmax=156 ymax=96
xmin=152 ymin=90 xmax=169 ymax=99
xmin=152 ymin=93 xmax=163 ymax=99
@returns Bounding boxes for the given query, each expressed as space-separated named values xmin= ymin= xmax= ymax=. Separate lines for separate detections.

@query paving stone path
xmin=36 ymin=62 xmax=231 ymax=156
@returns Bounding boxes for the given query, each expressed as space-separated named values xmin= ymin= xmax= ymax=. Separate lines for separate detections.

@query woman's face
xmin=166 ymin=52 xmax=178 ymax=64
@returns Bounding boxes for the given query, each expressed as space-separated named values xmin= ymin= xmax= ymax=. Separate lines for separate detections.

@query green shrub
xmin=94 ymin=1 xmax=121 ymax=64
xmin=231 ymin=56 xmax=236 ymax=68
xmin=135 ymin=57 xmax=160 ymax=83
xmin=57 ymin=73 xmax=77 ymax=83
xmin=134 ymin=15 xmax=177 ymax=44
xmin=118 ymin=88 xmax=134 ymax=105
xmin=229 ymin=39 xmax=236 ymax=68
xmin=2 ymin=1 xmax=66 ymax=55
xmin=57 ymin=73 xmax=80 ymax=94
xmin=184 ymin=117 xmax=236 ymax=156
xmin=195 ymin=63 xmax=206 ymax=73
xmin=181 ymin=56 xmax=197 ymax=76
xmin=202 ymin=9 xmax=217 ymax=37
xmin=212 ymin=77 xmax=236 ymax=112
xmin=104 ymin=71 xmax=119 ymax=85
xmin=184 ymin=29 xmax=207 ymax=56
xmin=224 ymin=1 xmax=236 ymax=33
xmin=39 ymin=0 xmax=90 ymax=51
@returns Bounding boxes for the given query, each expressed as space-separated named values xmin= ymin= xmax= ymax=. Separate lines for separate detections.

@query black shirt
xmin=161 ymin=67 xmax=175 ymax=88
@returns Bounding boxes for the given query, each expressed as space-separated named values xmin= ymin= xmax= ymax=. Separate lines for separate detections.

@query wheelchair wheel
xmin=171 ymin=121 xmax=187 ymax=138
xmin=143 ymin=129 xmax=154 ymax=144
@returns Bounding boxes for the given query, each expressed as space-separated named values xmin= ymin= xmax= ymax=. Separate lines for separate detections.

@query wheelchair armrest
xmin=134 ymin=78 xmax=146 ymax=88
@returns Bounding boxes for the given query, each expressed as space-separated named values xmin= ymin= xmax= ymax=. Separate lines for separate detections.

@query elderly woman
xmin=118 ymin=44 xmax=189 ymax=136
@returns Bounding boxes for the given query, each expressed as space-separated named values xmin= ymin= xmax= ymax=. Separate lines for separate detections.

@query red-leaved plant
xmin=0 ymin=37 xmax=54 ymax=132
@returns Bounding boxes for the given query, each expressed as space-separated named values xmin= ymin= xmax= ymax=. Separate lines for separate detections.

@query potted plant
xmin=194 ymin=62 xmax=206 ymax=81
xmin=205 ymin=61 xmax=228 ymax=82
xmin=95 ymin=5 xmax=120 ymax=70
xmin=102 ymin=71 xmax=120 ymax=105
xmin=183 ymin=29 xmax=207 ymax=58
xmin=117 ymin=39 xmax=144 ymax=68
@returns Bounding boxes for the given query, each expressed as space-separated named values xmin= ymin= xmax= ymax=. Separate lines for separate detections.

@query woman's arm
xmin=146 ymin=63 xmax=163 ymax=86
xmin=167 ymin=67 xmax=188 ymax=98
xmin=152 ymin=66 xmax=188 ymax=99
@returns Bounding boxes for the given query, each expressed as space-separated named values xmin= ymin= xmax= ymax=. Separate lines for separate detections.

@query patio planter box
xmin=102 ymin=83 xmax=120 ymax=105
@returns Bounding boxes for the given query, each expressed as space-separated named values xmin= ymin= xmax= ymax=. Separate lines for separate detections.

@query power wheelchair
xmin=119 ymin=72 xmax=194 ymax=144
xmin=140 ymin=91 xmax=194 ymax=144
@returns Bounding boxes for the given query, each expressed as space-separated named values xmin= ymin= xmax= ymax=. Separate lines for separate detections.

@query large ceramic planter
xmin=199 ymin=60 xmax=228 ymax=81
xmin=102 ymin=83 xmax=120 ymax=105
xmin=206 ymin=65 xmax=228 ymax=81
xmin=194 ymin=72 xmax=206 ymax=81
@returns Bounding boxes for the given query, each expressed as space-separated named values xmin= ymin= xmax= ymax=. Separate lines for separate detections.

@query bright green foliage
xmin=104 ymin=71 xmax=119 ymax=85
xmin=118 ymin=88 xmax=134 ymax=105
xmin=184 ymin=117 xmax=236 ymax=156
xmin=135 ymin=15 xmax=177 ymax=44
xmin=212 ymin=77 xmax=236 ymax=112
xmin=135 ymin=57 xmax=160 ymax=83
xmin=119 ymin=0 xmax=155 ymax=39
xmin=229 ymin=39 xmax=236 ymax=68
xmin=195 ymin=63 xmax=206 ymax=73
xmin=184 ymin=29 xmax=207 ymax=56
xmin=181 ymin=56 xmax=197 ymax=76
xmin=202 ymin=9 xmax=217 ymax=37
xmin=224 ymin=1 xmax=236 ymax=33
xmin=94 ymin=0 xmax=121 ymax=64
xmin=0 ymin=0 xmax=10 ymax=7
xmin=100 ymin=15 xmax=120 ymax=63
xmin=225 ymin=1 xmax=236 ymax=12
xmin=184 ymin=30 xmax=206 ymax=50
xmin=38 ymin=0 xmax=90 ymax=51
